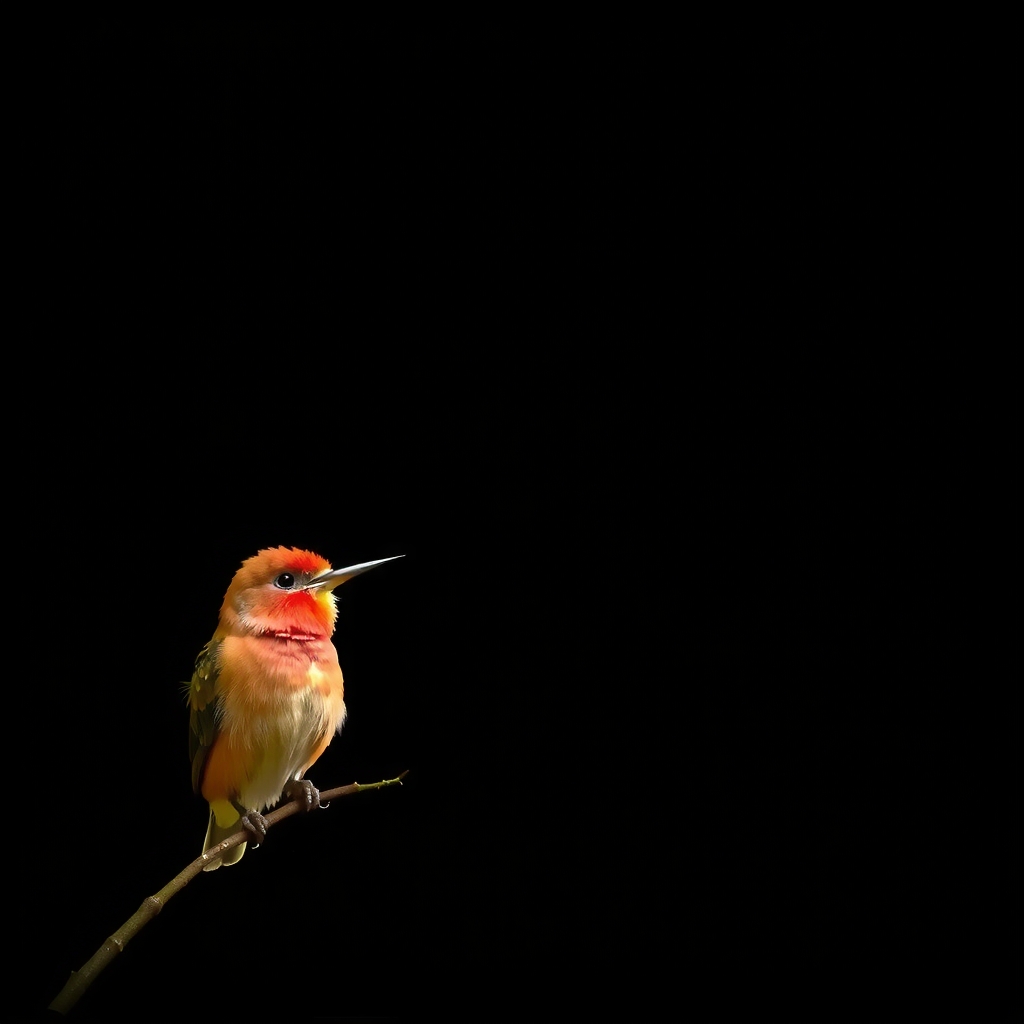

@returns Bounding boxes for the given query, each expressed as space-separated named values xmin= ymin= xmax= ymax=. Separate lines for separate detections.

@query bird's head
xmin=218 ymin=546 xmax=403 ymax=641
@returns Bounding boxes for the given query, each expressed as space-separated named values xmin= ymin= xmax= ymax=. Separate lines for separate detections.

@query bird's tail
xmin=201 ymin=808 xmax=247 ymax=871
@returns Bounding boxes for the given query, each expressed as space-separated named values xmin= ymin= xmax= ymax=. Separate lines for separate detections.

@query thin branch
xmin=47 ymin=772 xmax=408 ymax=1016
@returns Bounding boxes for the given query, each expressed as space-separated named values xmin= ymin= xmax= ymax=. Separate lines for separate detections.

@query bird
xmin=186 ymin=546 xmax=403 ymax=870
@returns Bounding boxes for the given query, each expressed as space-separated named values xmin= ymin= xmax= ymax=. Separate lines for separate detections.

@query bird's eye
xmin=274 ymin=573 xmax=296 ymax=589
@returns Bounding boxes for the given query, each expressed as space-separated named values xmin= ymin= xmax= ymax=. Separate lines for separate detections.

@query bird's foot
xmin=285 ymin=778 xmax=325 ymax=810
xmin=242 ymin=811 xmax=268 ymax=849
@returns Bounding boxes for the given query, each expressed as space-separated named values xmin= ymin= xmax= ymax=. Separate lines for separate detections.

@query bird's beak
xmin=306 ymin=555 xmax=404 ymax=592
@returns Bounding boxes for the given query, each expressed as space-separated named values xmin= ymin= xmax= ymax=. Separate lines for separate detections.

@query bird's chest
xmin=215 ymin=638 xmax=346 ymax=811
xmin=218 ymin=636 xmax=343 ymax=726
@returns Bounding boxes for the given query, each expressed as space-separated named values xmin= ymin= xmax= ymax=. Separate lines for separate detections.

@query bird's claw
xmin=285 ymin=778 xmax=322 ymax=811
xmin=242 ymin=811 xmax=268 ymax=849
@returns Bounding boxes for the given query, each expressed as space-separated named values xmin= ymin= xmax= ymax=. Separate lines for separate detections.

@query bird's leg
xmin=241 ymin=811 xmax=268 ymax=848
xmin=284 ymin=778 xmax=323 ymax=811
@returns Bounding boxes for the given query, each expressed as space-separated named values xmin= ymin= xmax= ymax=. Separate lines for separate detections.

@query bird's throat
xmin=235 ymin=591 xmax=336 ymax=643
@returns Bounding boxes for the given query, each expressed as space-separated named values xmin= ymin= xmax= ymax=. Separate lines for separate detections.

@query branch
xmin=47 ymin=772 xmax=408 ymax=1016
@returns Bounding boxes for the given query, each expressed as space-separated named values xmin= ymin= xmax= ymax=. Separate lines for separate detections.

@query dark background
xmin=11 ymin=15 xmax=1018 ymax=1024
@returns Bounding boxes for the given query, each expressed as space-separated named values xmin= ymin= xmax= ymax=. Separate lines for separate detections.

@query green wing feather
xmin=187 ymin=640 xmax=223 ymax=795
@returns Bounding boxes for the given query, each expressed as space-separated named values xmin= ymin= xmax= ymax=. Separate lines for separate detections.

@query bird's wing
xmin=187 ymin=639 xmax=223 ymax=795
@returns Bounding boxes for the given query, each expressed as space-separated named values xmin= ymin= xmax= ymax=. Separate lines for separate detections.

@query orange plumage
xmin=187 ymin=546 xmax=402 ymax=869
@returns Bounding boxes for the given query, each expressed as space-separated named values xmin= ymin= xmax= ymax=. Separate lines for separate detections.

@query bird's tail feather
xmin=202 ymin=810 xmax=247 ymax=871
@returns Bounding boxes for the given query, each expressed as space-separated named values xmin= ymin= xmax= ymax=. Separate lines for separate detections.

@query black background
xmin=10 ymin=15 xmax=1018 ymax=1024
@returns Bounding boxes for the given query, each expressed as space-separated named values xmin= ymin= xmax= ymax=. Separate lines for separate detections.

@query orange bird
xmin=187 ymin=546 xmax=403 ymax=870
